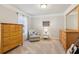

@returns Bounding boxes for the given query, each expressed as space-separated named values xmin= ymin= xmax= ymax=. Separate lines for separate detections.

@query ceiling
xmin=12 ymin=4 xmax=70 ymax=16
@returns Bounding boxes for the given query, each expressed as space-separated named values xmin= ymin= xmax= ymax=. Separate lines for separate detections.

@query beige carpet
xmin=7 ymin=39 xmax=65 ymax=54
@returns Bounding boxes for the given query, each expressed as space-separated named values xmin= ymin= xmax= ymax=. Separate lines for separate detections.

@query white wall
xmin=30 ymin=14 xmax=64 ymax=39
xmin=0 ymin=5 xmax=31 ymax=24
xmin=0 ymin=5 xmax=18 ymax=23
xmin=64 ymin=4 xmax=78 ymax=30
xmin=64 ymin=4 xmax=78 ymax=15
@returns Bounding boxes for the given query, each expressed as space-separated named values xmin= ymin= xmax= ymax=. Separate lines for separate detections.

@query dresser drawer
xmin=2 ymin=24 xmax=10 ymax=28
xmin=9 ymin=25 xmax=15 ymax=32
xmin=2 ymin=25 xmax=10 ymax=32
xmin=2 ymin=43 xmax=19 ymax=53
xmin=10 ymin=32 xmax=16 ymax=36
xmin=0 ymin=23 xmax=23 ymax=53
xmin=2 ymin=28 xmax=10 ymax=33
xmin=2 ymin=32 xmax=10 ymax=37
xmin=15 ymin=25 xmax=23 ymax=31
xmin=3 ymin=37 xmax=11 ymax=46
xmin=3 ymin=38 xmax=18 ymax=47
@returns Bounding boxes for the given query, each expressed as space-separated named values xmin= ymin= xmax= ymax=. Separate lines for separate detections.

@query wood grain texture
xmin=78 ymin=5 xmax=79 ymax=30
xmin=0 ymin=23 xmax=23 ymax=53
xmin=60 ymin=29 xmax=79 ymax=51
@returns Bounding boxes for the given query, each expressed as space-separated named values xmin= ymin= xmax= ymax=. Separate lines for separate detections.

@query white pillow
xmin=67 ymin=44 xmax=77 ymax=54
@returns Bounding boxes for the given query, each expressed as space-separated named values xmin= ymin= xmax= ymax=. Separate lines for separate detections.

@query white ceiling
xmin=12 ymin=4 xmax=70 ymax=16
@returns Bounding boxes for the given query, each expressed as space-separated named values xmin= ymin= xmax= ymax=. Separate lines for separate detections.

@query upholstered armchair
xmin=29 ymin=30 xmax=40 ymax=42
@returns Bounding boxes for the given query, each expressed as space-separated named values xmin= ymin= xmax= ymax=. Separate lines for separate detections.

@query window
xmin=17 ymin=13 xmax=28 ymax=40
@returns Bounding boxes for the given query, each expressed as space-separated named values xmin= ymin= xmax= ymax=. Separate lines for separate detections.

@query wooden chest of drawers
xmin=60 ymin=31 xmax=66 ymax=51
xmin=60 ymin=29 xmax=79 ymax=51
xmin=0 ymin=23 xmax=23 ymax=53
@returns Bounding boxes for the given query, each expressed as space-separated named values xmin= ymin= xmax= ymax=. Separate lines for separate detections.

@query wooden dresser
xmin=0 ymin=23 xmax=23 ymax=53
xmin=60 ymin=29 xmax=79 ymax=51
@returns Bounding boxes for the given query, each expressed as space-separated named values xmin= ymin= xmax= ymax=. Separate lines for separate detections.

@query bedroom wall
xmin=0 ymin=5 xmax=31 ymax=24
xmin=30 ymin=14 xmax=64 ymax=39
xmin=0 ymin=5 xmax=18 ymax=23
